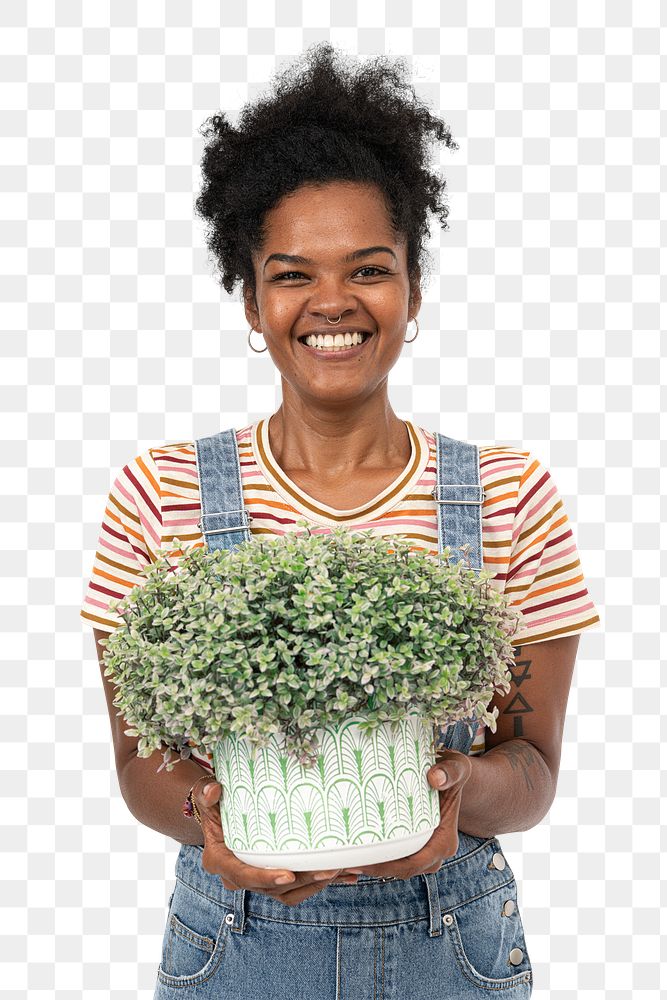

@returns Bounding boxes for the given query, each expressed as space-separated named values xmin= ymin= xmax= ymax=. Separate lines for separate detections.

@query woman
xmin=82 ymin=43 xmax=600 ymax=998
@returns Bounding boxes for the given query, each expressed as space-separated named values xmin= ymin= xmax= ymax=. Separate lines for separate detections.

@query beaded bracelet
xmin=182 ymin=774 xmax=218 ymax=825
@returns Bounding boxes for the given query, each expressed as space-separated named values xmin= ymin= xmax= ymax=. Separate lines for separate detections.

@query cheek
xmin=266 ymin=300 xmax=297 ymax=328
xmin=366 ymin=286 xmax=411 ymax=319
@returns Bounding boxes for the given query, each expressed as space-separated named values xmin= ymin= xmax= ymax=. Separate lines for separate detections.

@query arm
xmin=119 ymin=746 xmax=210 ymax=846
xmin=93 ymin=627 xmax=210 ymax=845
xmin=456 ymin=634 xmax=580 ymax=838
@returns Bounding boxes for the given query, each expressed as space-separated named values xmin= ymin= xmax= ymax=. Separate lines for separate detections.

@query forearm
xmin=118 ymin=750 xmax=210 ymax=845
xmin=457 ymin=738 xmax=556 ymax=838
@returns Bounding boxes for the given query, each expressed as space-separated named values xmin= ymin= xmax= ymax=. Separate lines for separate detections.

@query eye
xmin=270 ymin=270 xmax=305 ymax=281
xmin=270 ymin=266 xmax=390 ymax=282
xmin=355 ymin=266 xmax=389 ymax=278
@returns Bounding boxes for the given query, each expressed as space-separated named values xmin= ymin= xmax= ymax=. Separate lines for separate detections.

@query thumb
xmin=429 ymin=750 xmax=472 ymax=790
xmin=429 ymin=762 xmax=451 ymax=789
xmin=201 ymin=779 xmax=221 ymax=805
xmin=194 ymin=778 xmax=223 ymax=829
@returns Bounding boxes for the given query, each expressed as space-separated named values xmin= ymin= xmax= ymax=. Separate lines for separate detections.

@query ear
xmin=242 ymin=282 xmax=261 ymax=333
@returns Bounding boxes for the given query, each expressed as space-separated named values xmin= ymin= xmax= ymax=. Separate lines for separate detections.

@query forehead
xmin=259 ymin=181 xmax=400 ymax=255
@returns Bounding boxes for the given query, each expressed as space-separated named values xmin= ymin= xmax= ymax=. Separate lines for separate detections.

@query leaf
xmin=101 ymin=520 xmax=520 ymax=767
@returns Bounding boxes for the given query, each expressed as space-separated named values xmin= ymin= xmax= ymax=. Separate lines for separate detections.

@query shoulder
xmin=419 ymin=429 xmax=537 ymax=500
xmin=128 ymin=441 xmax=199 ymax=493
xmin=422 ymin=429 xmax=530 ymax=470
xmin=477 ymin=445 xmax=562 ymax=522
xmin=148 ymin=440 xmax=197 ymax=469
xmin=478 ymin=444 xmax=532 ymax=479
xmin=113 ymin=441 xmax=199 ymax=546
xmin=110 ymin=442 xmax=194 ymax=497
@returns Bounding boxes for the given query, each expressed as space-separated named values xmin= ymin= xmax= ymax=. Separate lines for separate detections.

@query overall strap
xmin=194 ymin=427 xmax=251 ymax=553
xmin=193 ymin=426 xmax=250 ymax=932
xmin=432 ymin=433 xmax=485 ymax=573
xmin=433 ymin=432 xmax=486 ymax=755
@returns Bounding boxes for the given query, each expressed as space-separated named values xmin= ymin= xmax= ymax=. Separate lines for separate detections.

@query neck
xmin=267 ymin=400 xmax=410 ymax=479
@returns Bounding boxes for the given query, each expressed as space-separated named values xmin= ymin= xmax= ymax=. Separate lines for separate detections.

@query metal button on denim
xmin=442 ymin=914 xmax=454 ymax=926
xmin=224 ymin=913 xmax=234 ymax=925
xmin=502 ymin=899 xmax=516 ymax=916
xmin=491 ymin=851 xmax=506 ymax=870
xmin=509 ymin=947 xmax=524 ymax=965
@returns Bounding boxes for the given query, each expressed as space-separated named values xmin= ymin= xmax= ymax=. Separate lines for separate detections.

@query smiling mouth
xmin=297 ymin=331 xmax=374 ymax=352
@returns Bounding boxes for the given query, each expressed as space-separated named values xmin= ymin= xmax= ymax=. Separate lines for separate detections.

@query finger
xmin=221 ymin=871 xmax=356 ymax=899
xmin=220 ymin=868 xmax=357 ymax=894
xmin=195 ymin=782 xmax=300 ymax=890
xmin=194 ymin=784 xmax=353 ymax=894
xmin=349 ymin=862 xmax=411 ymax=879
xmin=368 ymin=766 xmax=462 ymax=878
xmin=346 ymin=837 xmax=449 ymax=881
xmin=341 ymin=857 xmax=404 ymax=877
xmin=429 ymin=751 xmax=472 ymax=789
xmin=311 ymin=869 xmax=343 ymax=882
xmin=426 ymin=814 xmax=458 ymax=860
xmin=265 ymin=878 xmax=347 ymax=907
xmin=195 ymin=782 xmax=228 ymax=848
xmin=346 ymin=852 xmax=419 ymax=880
xmin=429 ymin=767 xmax=449 ymax=789
xmin=219 ymin=875 xmax=241 ymax=891
xmin=196 ymin=787 xmax=351 ymax=894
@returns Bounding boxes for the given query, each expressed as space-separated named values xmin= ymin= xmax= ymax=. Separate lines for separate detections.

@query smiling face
xmin=243 ymin=180 xmax=421 ymax=409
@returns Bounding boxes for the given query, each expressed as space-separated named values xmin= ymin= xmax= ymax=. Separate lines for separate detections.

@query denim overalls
xmin=153 ymin=429 xmax=533 ymax=998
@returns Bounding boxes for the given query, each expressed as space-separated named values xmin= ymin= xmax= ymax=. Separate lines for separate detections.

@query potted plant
xmin=100 ymin=523 xmax=520 ymax=870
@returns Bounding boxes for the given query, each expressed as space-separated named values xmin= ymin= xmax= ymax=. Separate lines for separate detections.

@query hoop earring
xmin=248 ymin=326 xmax=268 ymax=353
xmin=404 ymin=317 xmax=419 ymax=343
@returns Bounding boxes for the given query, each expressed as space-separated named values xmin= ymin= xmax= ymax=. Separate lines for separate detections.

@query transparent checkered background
xmin=1 ymin=2 xmax=663 ymax=997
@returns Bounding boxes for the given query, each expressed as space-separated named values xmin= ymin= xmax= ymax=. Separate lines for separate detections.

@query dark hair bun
xmin=195 ymin=41 xmax=458 ymax=299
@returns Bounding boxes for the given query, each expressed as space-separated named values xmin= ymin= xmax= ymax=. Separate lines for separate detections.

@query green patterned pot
xmin=211 ymin=710 xmax=440 ymax=870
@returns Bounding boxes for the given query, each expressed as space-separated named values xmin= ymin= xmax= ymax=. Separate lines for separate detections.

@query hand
xmin=194 ymin=780 xmax=360 ymax=907
xmin=337 ymin=750 xmax=474 ymax=881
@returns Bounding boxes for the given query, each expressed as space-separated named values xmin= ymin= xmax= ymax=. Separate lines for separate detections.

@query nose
xmin=306 ymin=280 xmax=360 ymax=323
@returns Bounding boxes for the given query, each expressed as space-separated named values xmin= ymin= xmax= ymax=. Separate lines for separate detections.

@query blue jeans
xmin=153 ymin=831 xmax=533 ymax=998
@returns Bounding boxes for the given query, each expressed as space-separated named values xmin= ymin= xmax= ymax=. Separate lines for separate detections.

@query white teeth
xmin=303 ymin=331 xmax=368 ymax=350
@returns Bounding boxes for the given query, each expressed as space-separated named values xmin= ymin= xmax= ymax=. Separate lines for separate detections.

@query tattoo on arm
xmin=503 ymin=644 xmax=534 ymax=739
xmin=497 ymin=645 xmax=543 ymax=792
xmin=500 ymin=739 xmax=544 ymax=793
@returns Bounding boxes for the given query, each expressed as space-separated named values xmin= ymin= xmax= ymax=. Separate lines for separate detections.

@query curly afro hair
xmin=194 ymin=41 xmax=458 ymax=303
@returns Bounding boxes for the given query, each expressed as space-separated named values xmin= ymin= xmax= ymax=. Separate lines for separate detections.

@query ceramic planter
xmin=212 ymin=710 xmax=440 ymax=870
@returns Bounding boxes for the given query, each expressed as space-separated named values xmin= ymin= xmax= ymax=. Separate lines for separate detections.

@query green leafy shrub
xmin=100 ymin=521 xmax=521 ymax=771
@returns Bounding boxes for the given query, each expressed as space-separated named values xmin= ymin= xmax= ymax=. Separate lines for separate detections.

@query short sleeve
xmin=80 ymin=449 xmax=161 ymax=634
xmin=506 ymin=452 xmax=602 ymax=646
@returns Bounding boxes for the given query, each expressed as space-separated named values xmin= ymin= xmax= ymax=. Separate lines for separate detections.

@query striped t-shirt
xmin=81 ymin=418 xmax=601 ymax=770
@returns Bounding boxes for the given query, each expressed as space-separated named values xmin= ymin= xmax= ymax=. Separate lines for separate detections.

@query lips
xmin=298 ymin=331 xmax=375 ymax=359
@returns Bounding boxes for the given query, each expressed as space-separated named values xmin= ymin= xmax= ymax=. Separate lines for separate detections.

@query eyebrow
xmin=263 ymin=246 xmax=397 ymax=271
